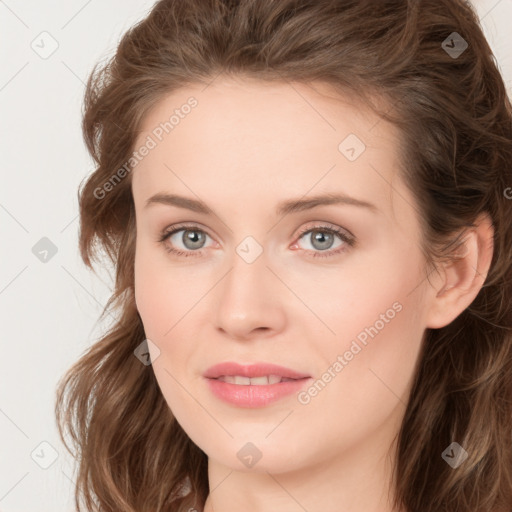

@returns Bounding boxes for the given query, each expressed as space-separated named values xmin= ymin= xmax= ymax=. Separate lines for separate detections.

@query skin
xmin=131 ymin=76 xmax=494 ymax=512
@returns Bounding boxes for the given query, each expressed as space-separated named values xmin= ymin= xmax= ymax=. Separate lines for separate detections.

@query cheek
xmin=296 ymin=246 xmax=422 ymax=342
xmin=133 ymin=245 xmax=207 ymax=366
xmin=134 ymin=243 xmax=176 ymax=336
xmin=294 ymin=292 xmax=424 ymax=460
xmin=134 ymin=248 xmax=157 ymax=325
xmin=321 ymin=281 xmax=424 ymax=416
xmin=134 ymin=249 xmax=194 ymax=409
xmin=305 ymin=250 xmax=426 ymax=403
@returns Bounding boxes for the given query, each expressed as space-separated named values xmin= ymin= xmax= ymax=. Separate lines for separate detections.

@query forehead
xmin=131 ymin=77 xmax=408 ymax=222
xmin=134 ymin=77 xmax=394 ymax=155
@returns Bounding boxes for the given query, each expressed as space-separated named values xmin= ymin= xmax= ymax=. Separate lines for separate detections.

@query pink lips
xmin=203 ymin=362 xmax=312 ymax=408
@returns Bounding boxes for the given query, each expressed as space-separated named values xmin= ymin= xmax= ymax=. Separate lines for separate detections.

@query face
xmin=131 ymin=77 xmax=431 ymax=474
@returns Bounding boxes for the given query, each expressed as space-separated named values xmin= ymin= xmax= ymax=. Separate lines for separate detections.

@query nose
xmin=214 ymin=248 xmax=287 ymax=341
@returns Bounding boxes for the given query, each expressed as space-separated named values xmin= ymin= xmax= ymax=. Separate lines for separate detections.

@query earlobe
xmin=425 ymin=212 xmax=494 ymax=329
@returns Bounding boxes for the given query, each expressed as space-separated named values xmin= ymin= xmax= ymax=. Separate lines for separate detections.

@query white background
xmin=1 ymin=1 xmax=511 ymax=510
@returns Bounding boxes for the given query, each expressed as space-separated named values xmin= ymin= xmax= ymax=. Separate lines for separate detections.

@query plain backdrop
xmin=1 ymin=1 xmax=511 ymax=511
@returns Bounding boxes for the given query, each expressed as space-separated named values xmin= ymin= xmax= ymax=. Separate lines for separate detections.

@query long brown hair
xmin=55 ymin=1 xmax=512 ymax=511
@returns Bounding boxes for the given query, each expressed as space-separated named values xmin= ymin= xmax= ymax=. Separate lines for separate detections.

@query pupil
xmin=312 ymin=230 xmax=333 ymax=250
xmin=184 ymin=230 xmax=204 ymax=249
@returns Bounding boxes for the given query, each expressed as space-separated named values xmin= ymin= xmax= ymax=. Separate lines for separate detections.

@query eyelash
xmin=158 ymin=222 xmax=355 ymax=259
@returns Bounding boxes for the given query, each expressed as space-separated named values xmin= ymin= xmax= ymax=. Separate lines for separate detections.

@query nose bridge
xmin=221 ymin=241 xmax=271 ymax=311
xmin=214 ymin=239 xmax=285 ymax=338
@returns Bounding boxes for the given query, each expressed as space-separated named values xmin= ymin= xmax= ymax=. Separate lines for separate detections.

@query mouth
xmin=203 ymin=361 xmax=311 ymax=381
xmin=203 ymin=362 xmax=312 ymax=407
xmin=212 ymin=374 xmax=303 ymax=385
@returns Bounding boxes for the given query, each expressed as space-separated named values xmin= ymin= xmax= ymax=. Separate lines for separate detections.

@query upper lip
xmin=203 ymin=362 xmax=310 ymax=380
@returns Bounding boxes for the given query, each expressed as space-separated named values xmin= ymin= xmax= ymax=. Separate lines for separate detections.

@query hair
xmin=54 ymin=0 xmax=512 ymax=511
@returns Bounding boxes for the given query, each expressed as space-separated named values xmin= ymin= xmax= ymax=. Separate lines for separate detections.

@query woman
xmin=55 ymin=1 xmax=512 ymax=511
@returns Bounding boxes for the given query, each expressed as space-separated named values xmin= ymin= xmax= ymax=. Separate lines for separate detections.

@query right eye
xmin=159 ymin=224 xmax=216 ymax=258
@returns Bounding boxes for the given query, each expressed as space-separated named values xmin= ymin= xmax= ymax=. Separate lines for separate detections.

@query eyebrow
xmin=144 ymin=192 xmax=379 ymax=216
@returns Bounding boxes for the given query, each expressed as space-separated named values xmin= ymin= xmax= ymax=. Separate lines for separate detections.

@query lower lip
xmin=205 ymin=377 xmax=312 ymax=408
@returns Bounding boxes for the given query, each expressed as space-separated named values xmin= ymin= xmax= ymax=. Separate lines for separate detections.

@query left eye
xmin=159 ymin=223 xmax=355 ymax=259
xmin=292 ymin=225 xmax=355 ymax=258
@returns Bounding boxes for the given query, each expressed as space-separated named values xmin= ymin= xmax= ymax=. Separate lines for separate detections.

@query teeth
xmin=247 ymin=376 xmax=269 ymax=385
xmin=217 ymin=374 xmax=292 ymax=385
xmin=268 ymin=375 xmax=283 ymax=384
xmin=234 ymin=376 xmax=251 ymax=385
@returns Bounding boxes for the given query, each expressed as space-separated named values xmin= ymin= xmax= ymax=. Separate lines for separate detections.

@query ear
xmin=425 ymin=212 xmax=494 ymax=329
